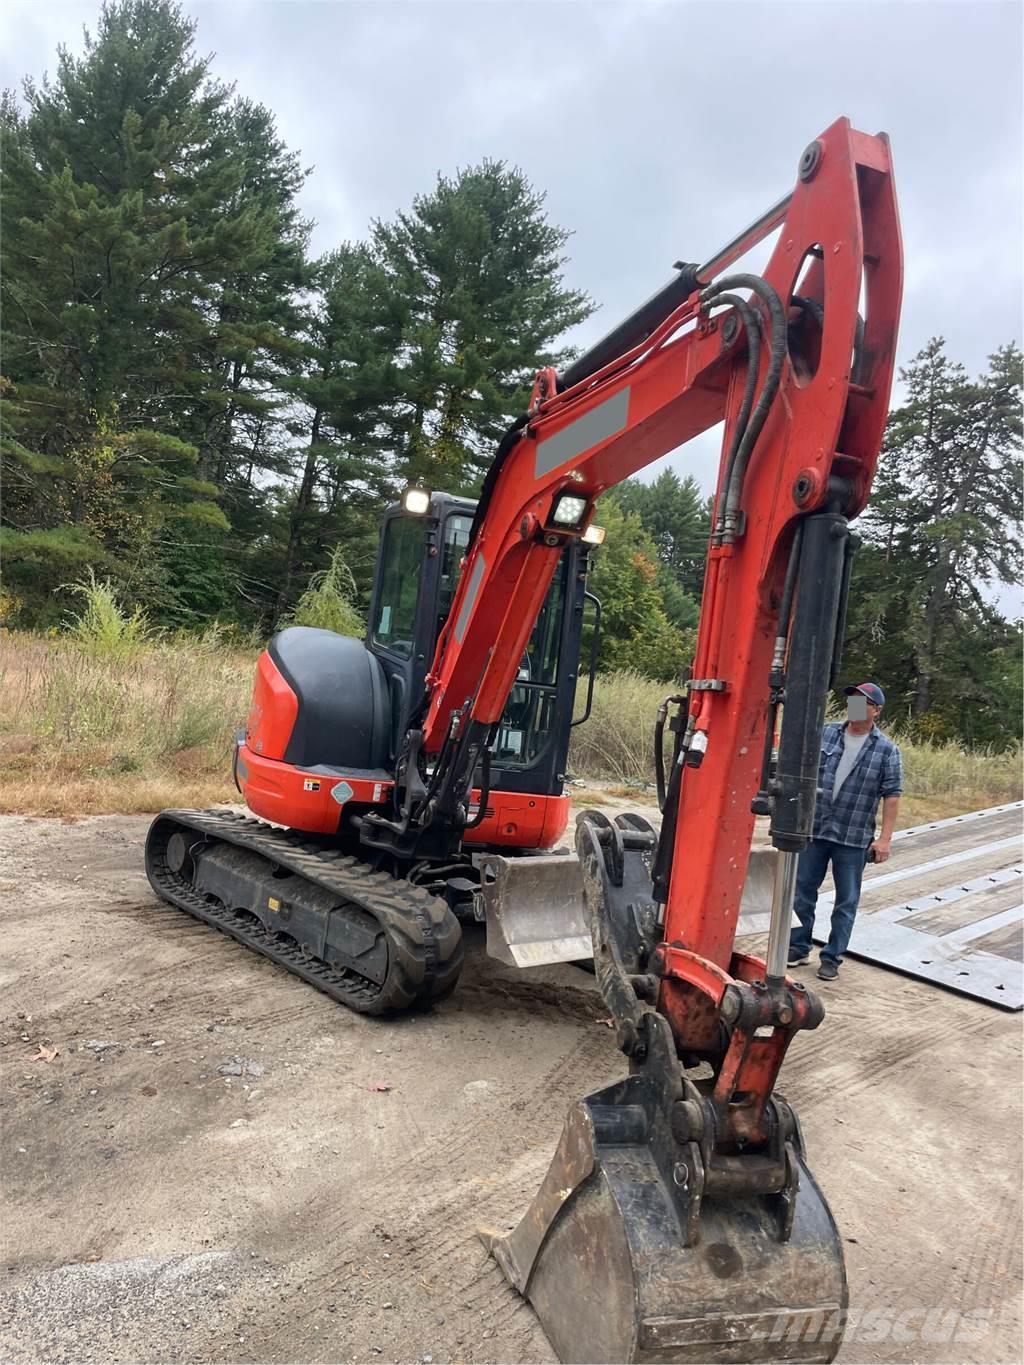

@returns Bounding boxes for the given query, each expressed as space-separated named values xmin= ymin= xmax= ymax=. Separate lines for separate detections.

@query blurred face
xmin=846 ymin=694 xmax=882 ymax=723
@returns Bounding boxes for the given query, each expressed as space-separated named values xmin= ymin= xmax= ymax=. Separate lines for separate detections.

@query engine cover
xmin=246 ymin=627 xmax=390 ymax=771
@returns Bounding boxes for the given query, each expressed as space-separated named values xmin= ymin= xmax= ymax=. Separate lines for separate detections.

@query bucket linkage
xmin=483 ymin=812 xmax=847 ymax=1364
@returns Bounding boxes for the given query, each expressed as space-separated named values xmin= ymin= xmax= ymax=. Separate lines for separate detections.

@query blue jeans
xmin=789 ymin=839 xmax=869 ymax=965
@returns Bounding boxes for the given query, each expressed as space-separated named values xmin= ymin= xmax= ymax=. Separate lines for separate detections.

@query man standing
xmin=788 ymin=682 xmax=903 ymax=981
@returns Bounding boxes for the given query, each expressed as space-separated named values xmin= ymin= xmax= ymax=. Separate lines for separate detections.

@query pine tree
xmin=843 ymin=339 xmax=1022 ymax=741
xmin=181 ymin=97 xmax=311 ymax=488
xmin=2 ymin=1 xmax=230 ymax=432
xmin=613 ymin=469 xmax=710 ymax=604
xmin=372 ymin=160 xmax=593 ymax=488
xmin=151 ymin=95 xmax=312 ymax=624
xmin=267 ymin=245 xmax=404 ymax=623
xmin=1 ymin=0 xmax=311 ymax=625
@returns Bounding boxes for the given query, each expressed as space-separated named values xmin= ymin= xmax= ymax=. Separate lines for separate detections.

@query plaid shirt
xmin=813 ymin=722 xmax=903 ymax=848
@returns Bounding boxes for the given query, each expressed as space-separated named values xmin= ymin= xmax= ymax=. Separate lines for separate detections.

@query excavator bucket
xmin=478 ymin=846 xmax=786 ymax=967
xmin=482 ymin=814 xmax=847 ymax=1363
xmin=483 ymin=1030 xmax=847 ymax=1364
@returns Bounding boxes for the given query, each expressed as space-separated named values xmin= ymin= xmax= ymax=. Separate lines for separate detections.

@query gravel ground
xmin=1 ymin=812 xmax=1020 ymax=1364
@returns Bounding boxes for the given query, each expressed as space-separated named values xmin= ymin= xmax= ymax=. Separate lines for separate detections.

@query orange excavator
xmin=146 ymin=119 xmax=902 ymax=1362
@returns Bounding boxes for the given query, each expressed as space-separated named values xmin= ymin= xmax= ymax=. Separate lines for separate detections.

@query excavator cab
xmin=366 ymin=490 xmax=597 ymax=810
xmin=235 ymin=488 xmax=597 ymax=856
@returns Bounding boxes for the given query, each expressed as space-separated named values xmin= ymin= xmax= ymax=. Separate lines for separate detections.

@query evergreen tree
xmin=843 ymin=339 xmax=1022 ymax=743
xmin=2 ymin=1 xmax=231 ymax=438
xmin=613 ymin=469 xmax=710 ymax=603
xmin=267 ymin=245 xmax=403 ymax=623
xmin=372 ymin=160 xmax=593 ymax=488
xmin=151 ymin=96 xmax=312 ymax=624
xmin=586 ymin=500 xmax=694 ymax=681
xmin=1 ymin=0 xmax=310 ymax=625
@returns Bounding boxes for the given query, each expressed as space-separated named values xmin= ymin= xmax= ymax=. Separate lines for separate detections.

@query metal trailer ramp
xmin=809 ymin=802 xmax=1023 ymax=1009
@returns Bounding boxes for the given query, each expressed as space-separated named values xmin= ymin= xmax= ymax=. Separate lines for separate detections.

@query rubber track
xmin=145 ymin=809 xmax=463 ymax=1015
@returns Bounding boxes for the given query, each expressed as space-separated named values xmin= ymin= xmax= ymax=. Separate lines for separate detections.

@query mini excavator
xmin=147 ymin=119 xmax=902 ymax=1362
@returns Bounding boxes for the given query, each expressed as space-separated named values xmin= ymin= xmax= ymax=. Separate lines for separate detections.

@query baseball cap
xmin=844 ymin=682 xmax=885 ymax=707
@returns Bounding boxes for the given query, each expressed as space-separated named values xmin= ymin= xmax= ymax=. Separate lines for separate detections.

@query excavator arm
xmin=393 ymin=117 xmax=901 ymax=1364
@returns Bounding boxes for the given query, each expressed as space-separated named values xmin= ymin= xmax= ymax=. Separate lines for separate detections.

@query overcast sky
xmin=3 ymin=0 xmax=1021 ymax=512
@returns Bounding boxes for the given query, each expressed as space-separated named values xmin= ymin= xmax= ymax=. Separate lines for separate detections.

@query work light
xmin=550 ymin=493 xmax=588 ymax=527
xmin=401 ymin=486 xmax=431 ymax=515
xmin=582 ymin=523 xmax=606 ymax=546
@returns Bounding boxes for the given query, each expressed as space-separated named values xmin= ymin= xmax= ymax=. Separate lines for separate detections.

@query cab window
xmin=439 ymin=512 xmax=568 ymax=772
xmin=439 ymin=514 xmax=472 ymax=626
xmin=372 ymin=516 xmax=426 ymax=658
xmin=494 ymin=558 xmax=566 ymax=768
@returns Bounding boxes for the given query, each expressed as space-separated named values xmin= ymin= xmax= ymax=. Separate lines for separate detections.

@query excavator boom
xmin=468 ymin=119 xmax=901 ymax=1362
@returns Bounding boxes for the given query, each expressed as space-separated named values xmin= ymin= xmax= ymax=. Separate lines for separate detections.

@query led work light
xmin=550 ymin=492 xmax=588 ymax=527
xmin=401 ymin=486 xmax=431 ymax=516
xmin=582 ymin=523 xmax=606 ymax=546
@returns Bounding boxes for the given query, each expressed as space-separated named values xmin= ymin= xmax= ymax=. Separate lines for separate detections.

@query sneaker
xmin=787 ymin=950 xmax=810 ymax=967
xmin=817 ymin=959 xmax=839 ymax=981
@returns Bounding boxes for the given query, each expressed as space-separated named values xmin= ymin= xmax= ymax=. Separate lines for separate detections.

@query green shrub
xmin=166 ymin=695 xmax=230 ymax=753
xmin=64 ymin=570 xmax=153 ymax=658
xmin=285 ymin=546 xmax=363 ymax=637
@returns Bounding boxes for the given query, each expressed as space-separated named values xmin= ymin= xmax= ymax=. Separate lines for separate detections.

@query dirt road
xmin=1 ymin=813 xmax=1020 ymax=1364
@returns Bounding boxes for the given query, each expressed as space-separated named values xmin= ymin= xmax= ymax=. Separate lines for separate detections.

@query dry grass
xmin=0 ymin=640 xmax=1019 ymax=823
xmin=0 ymin=633 xmax=253 ymax=815
xmin=568 ymin=670 xmax=662 ymax=784
xmin=569 ymin=670 xmax=1022 ymax=826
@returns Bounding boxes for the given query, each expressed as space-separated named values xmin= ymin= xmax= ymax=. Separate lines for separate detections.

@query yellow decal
xmin=267 ymin=897 xmax=281 ymax=912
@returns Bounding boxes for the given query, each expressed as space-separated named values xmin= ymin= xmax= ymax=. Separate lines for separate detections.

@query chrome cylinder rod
xmin=765 ymin=848 xmax=799 ymax=985
xmin=696 ymin=191 xmax=792 ymax=284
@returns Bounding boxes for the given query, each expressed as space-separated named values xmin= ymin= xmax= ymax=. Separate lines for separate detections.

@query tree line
xmin=1 ymin=0 xmax=1019 ymax=744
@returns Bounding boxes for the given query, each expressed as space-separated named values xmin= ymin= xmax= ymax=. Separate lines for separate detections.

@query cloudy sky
xmin=3 ymin=0 xmax=1021 ymax=506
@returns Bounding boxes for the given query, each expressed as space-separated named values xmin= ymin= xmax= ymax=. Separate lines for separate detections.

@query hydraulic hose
xmin=559 ymin=263 xmax=702 ymax=392
xmin=775 ymin=520 xmax=805 ymax=658
xmin=795 ymin=293 xmax=868 ymax=387
xmin=468 ymin=412 xmax=530 ymax=547
xmin=753 ymin=522 xmax=804 ymax=810
xmin=770 ymin=511 xmax=850 ymax=852
xmin=651 ymin=744 xmax=685 ymax=905
xmin=654 ymin=693 xmax=686 ymax=812
xmin=700 ymin=273 xmax=787 ymax=541
xmin=463 ymin=745 xmax=491 ymax=829
xmin=703 ymin=293 xmax=761 ymax=538
xmin=792 ymin=294 xmax=824 ymax=327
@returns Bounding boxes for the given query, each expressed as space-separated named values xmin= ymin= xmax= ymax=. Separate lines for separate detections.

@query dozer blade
xmin=738 ymin=846 xmax=793 ymax=934
xmin=478 ymin=846 xmax=788 ymax=968
xmin=483 ymin=1077 xmax=847 ymax=1365
xmin=477 ymin=852 xmax=592 ymax=967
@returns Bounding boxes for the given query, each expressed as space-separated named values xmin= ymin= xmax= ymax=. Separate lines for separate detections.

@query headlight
xmin=401 ymin=486 xmax=431 ymax=515
xmin=550 ymin=493 xmax=588 ymax=527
